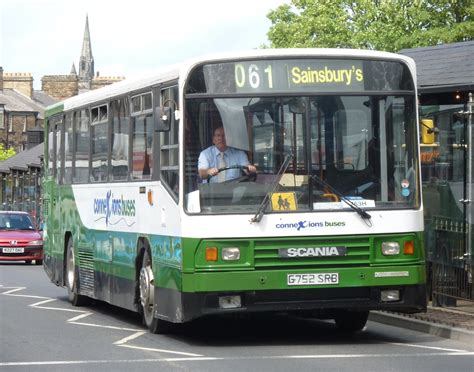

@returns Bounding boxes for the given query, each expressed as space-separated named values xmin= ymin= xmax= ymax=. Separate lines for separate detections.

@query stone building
xmin=0 ymin=67 xmax=54 ymax=153
xmin=0 ymin=143 xmax=43 ymax=225
xmin=0 ymin=67 xmax=49 ymax=218
xmin=1 ymin=15 xmax=124 ymax=152
xmin=2 ymin=71 xmax=34 ymax=98
xmin=0 ymin=15 xmax=125 ymax=216
xmin=41 ymin=15 xmax=124 ymax=101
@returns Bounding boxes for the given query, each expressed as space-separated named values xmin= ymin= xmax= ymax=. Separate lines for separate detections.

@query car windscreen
xmin=0 ymin=214 xmax=35 ymax=230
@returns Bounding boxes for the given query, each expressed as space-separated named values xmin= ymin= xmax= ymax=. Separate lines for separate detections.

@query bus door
xmin=423 ymin=97 xmax=474 ymax=305
xmin=43 ymin=115 xmax=63 ymax=282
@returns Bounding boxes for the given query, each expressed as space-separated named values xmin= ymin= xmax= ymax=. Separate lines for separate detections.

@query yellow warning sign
xmin=271 ymin=192 xmax=298 ymax=211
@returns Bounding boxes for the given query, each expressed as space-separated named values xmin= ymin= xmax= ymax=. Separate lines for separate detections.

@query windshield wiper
xmin=310 ymin=173 xmax=372 ymax=223
xmin=250 ymin=153 xmax=294 ymax=223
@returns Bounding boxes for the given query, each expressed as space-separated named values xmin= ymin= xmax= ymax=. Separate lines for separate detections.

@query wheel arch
xmin=134 ymin=236 xmax=152 ymax=307
xmin=62 ymin=231 xmax=73 ymax=286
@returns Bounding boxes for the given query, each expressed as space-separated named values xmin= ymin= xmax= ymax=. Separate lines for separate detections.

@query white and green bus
xmin=43 ymin=49 xmax=426 ymax=333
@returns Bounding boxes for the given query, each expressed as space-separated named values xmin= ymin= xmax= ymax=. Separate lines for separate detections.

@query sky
xmin=1 ymin=0 xmax=289 ymax=89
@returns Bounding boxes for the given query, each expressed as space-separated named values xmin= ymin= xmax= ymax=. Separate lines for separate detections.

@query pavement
xmin=370 ymin=301 xmax=474 ymax=344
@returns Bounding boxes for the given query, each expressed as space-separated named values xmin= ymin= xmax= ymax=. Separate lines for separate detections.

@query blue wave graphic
xmin=93 ymin=216 xmax=136 ymax=227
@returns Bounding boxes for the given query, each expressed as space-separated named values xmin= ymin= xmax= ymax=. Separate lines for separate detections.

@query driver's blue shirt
xmin=198 ymin=145 xmax=249 ymax=183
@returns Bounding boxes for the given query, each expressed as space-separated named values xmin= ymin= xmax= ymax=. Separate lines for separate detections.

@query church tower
xmin=78 ymin=15 xmax=94 ymax=93
xmin=41 ymin=15 xmax=124 ymax=100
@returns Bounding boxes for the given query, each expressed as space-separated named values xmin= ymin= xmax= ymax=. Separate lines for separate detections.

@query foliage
xmin=0 ymin=144 xmax=16 ymax=161
xmin=266 ymin=0 xmax=474 ymax=51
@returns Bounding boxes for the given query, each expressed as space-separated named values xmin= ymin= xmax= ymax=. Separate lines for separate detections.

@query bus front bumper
xmin=156 ymin=284 xmax=427 ymax=323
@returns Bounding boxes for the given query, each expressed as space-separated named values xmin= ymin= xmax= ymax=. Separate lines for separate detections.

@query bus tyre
xmin=334 ymin=310 xmax=369 ymax=332
xmin=35 ymin=259 xmax=43 ymax=265
xmin=66 ymin=238 xmax=88 ymax=306
xmin=139 ymin=249 xmax=174 ymax=334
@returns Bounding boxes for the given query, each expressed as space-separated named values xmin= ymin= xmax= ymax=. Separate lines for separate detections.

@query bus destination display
xmin=234 ymin=59 xmax=364 ymax=93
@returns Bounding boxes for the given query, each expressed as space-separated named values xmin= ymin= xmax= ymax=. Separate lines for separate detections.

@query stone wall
xmin=41 ymin=75 xmax=125 ymax=101
xmin=91 ymin=76 xmax=125 ymax=90
xmin=3 ymin=72 xmax=34 ymax=98
xmin=0 ymin=113 xmax=38 ymax=152
xmin=41 ymin=75 xmax=78 ymax=101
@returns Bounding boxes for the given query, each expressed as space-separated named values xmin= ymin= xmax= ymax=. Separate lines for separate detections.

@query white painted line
xmin=5 ymin=293 xmax=50 ymax=300
xmin=0 ymin=361 xmax=94 ymax=367
xmin=114 ymin=331 xmax=147 ymax=345
xmin=28 ymin=298 xmax=56 ymax=307
xmin=1 ymin=284 xmax=148 ymax=350
xmin=118 ymin=344 xmax=204 ymax=357
xmin=69 ymin=320 xmax=143 ymax=332
xmin=0 ymin=358 xmax=217 ymax=367
xmin=29 ymin=298 xmax=58 ymax=307
xmin=156 ymin=357 xmax=220 ymax=361
xmin=386 ymin=341 xmax=468 ymax=353
xmin=1 ymin=287 xmax=50 ymax=299
xmin=1 ymin=352 xmax=474 ymax=367
xmin=1 ymin=286 xmax=27 ymax=293
xmin=281 ymin=352 xmax=474 ymax=359
xmin=30 ymin=298 xmax=93 ymax=316
xmin=33 ymin=305 xmax=90 ymax=313
xmin=68 ymin=313 xmax=93 ymax=322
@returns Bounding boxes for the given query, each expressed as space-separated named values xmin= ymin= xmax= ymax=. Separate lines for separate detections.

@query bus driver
xmin=198 ymin=126 xmax=257 ymax=183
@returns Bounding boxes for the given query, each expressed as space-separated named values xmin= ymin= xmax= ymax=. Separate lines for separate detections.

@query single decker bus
xmin=43 ymin=49 xmax=426 ymax=333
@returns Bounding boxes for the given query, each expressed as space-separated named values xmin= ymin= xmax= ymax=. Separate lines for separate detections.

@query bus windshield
xmin=184 ymin=95 xmax=418 ymax=215
xmin=184 ymin=58 xmax=418 ymax=215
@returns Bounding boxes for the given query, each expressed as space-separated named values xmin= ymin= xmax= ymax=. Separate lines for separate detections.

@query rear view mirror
xmin=289 ymin=98 xmax=306 ymax=114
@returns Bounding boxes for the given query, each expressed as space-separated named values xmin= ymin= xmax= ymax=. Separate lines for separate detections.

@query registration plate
xmin=2 ymin=247 xmax=24 ymax=253
xmin=287 ymin=273 xmax=339 ymax=286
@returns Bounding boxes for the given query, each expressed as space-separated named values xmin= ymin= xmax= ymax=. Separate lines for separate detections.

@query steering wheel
xmin=208 ymin=165 xmax=257 ymax=183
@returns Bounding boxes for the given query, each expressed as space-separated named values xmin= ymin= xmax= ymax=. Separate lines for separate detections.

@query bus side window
xmin=64 ymin=113 xmax=74 ymax=184
xmin=74 ymin=109 xmax=90 ymax=183
xmin=131 ymin=92 xmax=153 ymax=180
xmin=111 ymin=98 xmax=130 ymax=181
xmin=91 ymin=104 xmax=109 ymax=182
xmin=47 ymin=117 xmax=56 ymax=178
xmin=160 ymin=85 xmax=180 ymax=198
xmin=47 ymin=115 xmax=63 ymax=183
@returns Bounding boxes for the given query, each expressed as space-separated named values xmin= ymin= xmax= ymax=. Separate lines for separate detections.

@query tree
xmin=0 ymin=144 xmax=16 ymax=161
xmin=266 ymin=0 xmax=474 ymax=52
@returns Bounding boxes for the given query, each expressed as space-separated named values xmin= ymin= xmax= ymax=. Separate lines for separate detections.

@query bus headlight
xmin=222 ymin=247 xmax=240 ymax=261
xmin=382 ymin=242 xmax=400 ymax=255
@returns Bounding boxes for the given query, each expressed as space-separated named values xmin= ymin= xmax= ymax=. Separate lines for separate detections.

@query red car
xmin=0 ymin=211 xmax=43 ymax=265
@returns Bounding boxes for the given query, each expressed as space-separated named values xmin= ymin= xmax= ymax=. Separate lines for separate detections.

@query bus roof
xmin=47 ymin=48 xmax=416 ymax=114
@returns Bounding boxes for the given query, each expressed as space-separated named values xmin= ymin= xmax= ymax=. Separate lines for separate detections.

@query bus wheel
xmin=66 ymin=238 xmax=88 ymax=306
xmin=139 ymin=249 xmax=173 ymax=334
xmin=35 ymin=259 xmax=43 ymax=265
xmin=334 ymin=310 xmax=369 ymax=332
